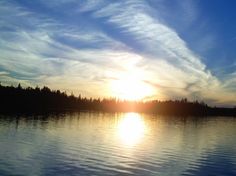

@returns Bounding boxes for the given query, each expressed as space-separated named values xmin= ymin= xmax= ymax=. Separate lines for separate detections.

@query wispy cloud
xmin=91 ymin=0 xmax=235 ymax=104
xmin=0 ymin=0 xmax=235 ymax=105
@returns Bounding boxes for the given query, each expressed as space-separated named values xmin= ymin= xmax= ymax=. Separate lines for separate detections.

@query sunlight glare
xmin=117 ymin=113 xmax=146 ymax=147
xmin=110 ymin=73 xmax=154 ymax=100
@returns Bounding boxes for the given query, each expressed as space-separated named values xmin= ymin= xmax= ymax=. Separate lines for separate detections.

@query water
xmin=0 ymin=112 xmax=236 ymax=176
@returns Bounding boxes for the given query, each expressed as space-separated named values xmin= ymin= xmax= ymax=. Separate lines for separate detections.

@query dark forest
xmin=0 ymin=84 xmax=235 ymax=116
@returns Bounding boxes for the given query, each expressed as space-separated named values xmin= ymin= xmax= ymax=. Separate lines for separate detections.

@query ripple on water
xmin=0 ymin=113 xmax=236 ymax=176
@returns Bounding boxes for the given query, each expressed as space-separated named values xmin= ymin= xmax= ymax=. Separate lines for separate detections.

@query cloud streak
xmin=0 ymin=0 xmax=235 ymax=106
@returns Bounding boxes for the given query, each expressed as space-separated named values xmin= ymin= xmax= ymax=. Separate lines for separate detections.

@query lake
xmin=0 ymin=112 xmax=236 ymax=176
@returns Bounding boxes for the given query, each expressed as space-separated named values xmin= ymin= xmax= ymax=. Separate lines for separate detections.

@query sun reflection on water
xmin=117 ymin=113 xmax=146 ymax=147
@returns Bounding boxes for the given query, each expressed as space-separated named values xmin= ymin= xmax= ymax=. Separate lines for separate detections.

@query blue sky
xmin=0 ymin=0 xmax=235 ymax=106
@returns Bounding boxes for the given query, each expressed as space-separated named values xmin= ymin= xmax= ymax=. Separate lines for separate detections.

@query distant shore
xmin=0 ymin=84 xmax=235 ymax=116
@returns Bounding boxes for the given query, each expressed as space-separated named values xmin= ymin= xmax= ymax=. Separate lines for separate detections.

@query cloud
xmin=0 ymin=0 xmax=235 ymax=105
xmin=91 ymin=0 xmax=235 ymax=104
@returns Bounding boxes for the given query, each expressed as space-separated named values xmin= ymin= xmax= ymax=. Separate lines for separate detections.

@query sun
xmin=110 ymin=73 xmax=154 ymax=100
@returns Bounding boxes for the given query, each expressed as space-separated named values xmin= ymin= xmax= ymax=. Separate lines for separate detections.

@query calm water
xmin=0 ymin=112 xmax=236 ymax=176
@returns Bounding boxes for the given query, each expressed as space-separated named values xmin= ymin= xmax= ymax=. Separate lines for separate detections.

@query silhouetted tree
xmin=0 ymin=84 xmax=235 ymax=116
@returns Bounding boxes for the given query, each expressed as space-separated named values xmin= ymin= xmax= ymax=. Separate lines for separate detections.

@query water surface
xmin=0 ymin=112 xmax=236 ymax=176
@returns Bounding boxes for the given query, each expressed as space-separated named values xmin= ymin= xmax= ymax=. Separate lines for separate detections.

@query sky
xmin=0 ymin=0 xmax=235 ymax=106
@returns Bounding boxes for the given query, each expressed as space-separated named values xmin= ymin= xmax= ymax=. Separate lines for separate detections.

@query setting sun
xmin=110 ymin=73 xmax=155 ymax=100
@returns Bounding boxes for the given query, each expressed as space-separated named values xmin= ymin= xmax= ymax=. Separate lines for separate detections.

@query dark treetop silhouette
xmin=0 ymin=83 xmax=235 ymax=116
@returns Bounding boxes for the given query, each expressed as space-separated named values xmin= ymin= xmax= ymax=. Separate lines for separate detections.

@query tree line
xmin=0 ymin=83 xmax=235 ymax=116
